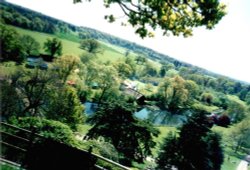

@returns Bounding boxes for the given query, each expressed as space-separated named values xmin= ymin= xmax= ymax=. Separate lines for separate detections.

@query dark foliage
xmin=87 ymin=99 xmax=159 ymax=165
xmin=157 ymin=111 xmax=224 ymax=170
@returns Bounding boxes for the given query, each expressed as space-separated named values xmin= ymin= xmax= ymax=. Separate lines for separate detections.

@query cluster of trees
xmin=1 ymin=52 xmax=163 ymax=165
xmin=1 ymin=1 xmax=77 ymax=34
xmin=1 ymin=61 xmax=85 ymax=130
xmin=1 ymin=22 xmax=249 ymax=167
xmin=0 ymin=24 xmax=63 ymax=63
xmin=1 ymin=1 xmax=250 ymax=168
xmin=87 ymin=99 xmax=159 ymax=165
xmin=4 ymin=0 xmax=246 ymax=99
xmin=158 ymin=111 xmax=224 ymax=170
xmin=79 ymin=39 xmax=102 ymax=55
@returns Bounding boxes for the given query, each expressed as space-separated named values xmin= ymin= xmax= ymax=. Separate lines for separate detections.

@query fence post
xmin=21 ymin=126 xmax=36 ymax=169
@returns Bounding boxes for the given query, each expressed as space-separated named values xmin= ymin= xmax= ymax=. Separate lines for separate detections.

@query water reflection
xmin=83 ymin=102 xmax=188 ymax=126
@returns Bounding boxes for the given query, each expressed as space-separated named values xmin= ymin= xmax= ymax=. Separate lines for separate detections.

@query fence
xmin=0 ymin=122 xmax=130 ymax=170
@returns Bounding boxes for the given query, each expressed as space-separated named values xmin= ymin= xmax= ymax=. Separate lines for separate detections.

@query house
xmin=67 ymin=80 xmax=76 ymax=86
xmin=120 ymin=80 xmax=145 ymax=105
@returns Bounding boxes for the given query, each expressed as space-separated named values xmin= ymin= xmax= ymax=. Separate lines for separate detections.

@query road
xmin=237 ymin=160 xmax=248 ymax=170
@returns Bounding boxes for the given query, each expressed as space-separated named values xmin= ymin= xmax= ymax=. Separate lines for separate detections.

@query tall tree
xmin=229 ymin=119 xmax=250 ymax=153
xmin=80 ymin=39 xmax=102 ymax=54
xmin=113 ymin=61 xmax=133 ymax=78
xmin=20 ymin=35 xmax=40 ymax=56
xmin=226 ymin=99 xmax=247 ymax=123
xmin=87 ymin=99 xmax=159 ymax=165
xmin=53 ymin=55 xmax=80 ymax=84
xmin=95 ymin=65 xmax=119 ymax=104
xmin=0 ymin=24 xmax=26 ymax=63
xmin=45 ymin=86 xmax=85 ymax=130
xmin=43 ymin=38 xmax=62 ymax=59
xmin=157 ymin=76 xmax=191 ymax=114
xmin=74 ymin=0 xmax=226 ymax=38
xmin=157 ymin=111 xmax=224 ymax=170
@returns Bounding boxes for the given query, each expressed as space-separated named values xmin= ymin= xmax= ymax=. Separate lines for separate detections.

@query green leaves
xmin=79 ymin=39 xmax=102 ymax=54
xmin=43 ymin=38 xmax=62 ymax=58
xmin=0 ymin=24 xmax=26 ymax=63
xmin=74 ymin=0 xmax=226 ymax=38
xmin=157 ymin=111 xmax=224 ymax=170
xmin=87 ymin=99 xmax=159 ymax=164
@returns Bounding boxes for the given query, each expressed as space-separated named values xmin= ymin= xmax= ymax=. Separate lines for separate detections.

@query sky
xmin=6 ymin=0 xmax=250 ymax=83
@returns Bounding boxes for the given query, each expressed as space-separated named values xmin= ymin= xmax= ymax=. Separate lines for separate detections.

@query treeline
xmin=0 ymin=0 xmax=77 ymax=34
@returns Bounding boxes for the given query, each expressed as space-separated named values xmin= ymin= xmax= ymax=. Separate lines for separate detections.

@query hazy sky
xmin=6 ymin=0 xmax=250 ymax=83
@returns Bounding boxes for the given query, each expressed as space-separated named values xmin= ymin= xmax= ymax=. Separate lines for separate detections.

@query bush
xmin=9 ymin=117 xmax=79 ymax=147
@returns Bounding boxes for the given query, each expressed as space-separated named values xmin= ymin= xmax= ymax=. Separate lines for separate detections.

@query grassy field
xmin=212 ymin=125 xmax=250 ymax=170
xmin=9 ymin=25 xmax=163 ymax=68
xmin=9 ymin=25 xmax=138 ymax=64
xmin=221 ymin=155 xmax=241 ymax=170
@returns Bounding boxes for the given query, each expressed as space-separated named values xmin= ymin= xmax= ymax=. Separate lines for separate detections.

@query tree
xmin=0 ymin=24 xmax=26 ymax=63
xmin=53 ymin=55 xmax=80 ymax=84
xmin=11 ymin=117 xmax=79 ymax=147
xmin=74 ymin=0 xmax=226 ymax=38
xmin=185 ymin=80 xmax=200 ymax=99
xmin=113 ymin=61 xmax=133 ymax=78
xmin=87 ymin=99 xmax=159 ymax=165
xmin=82 ymin=61 xmax=100 ymax=86
xmin=229 ymin=119 xmax=250 ymax=153
xmin=141 ymin=61 xmax=158 ymax=77
xmin=157 ymin=132 xmax=180 ymax=170
xmin=20 ymin=35 xmax=40 ymax=56
xmin=0 ymin=78 xmax=22 ymax=119
xmin=124 ymin=50 xmax=130 ymax=57
xmin=135 ymin=55 xmax=146 ymax=65
xmin=78 ymin=31 xmax=91 ymax=39
xmin=80 ymin=52 xmax=95 ymax=64
xmin=157 ymin=76 xmax=191 ymax=114
xmin=95 ymin=65 xmax=119 ymax=104
xmin=159 ymin=64 xmax=169 ymax=77
xmin=80 ymin=39 xmax=102 ymax=54
xmin=244 ymin=91 xmax=250 ymax=105
xmin=157 ymin=111 xmax=224 ymax=170
xmin=45 ymin=86 xmax=85 ymax=130
xmin=43 ymin=38 xmax=62 ymax=59
xmin=124 ymin=57 xmax=137 ymax=77
xmin=201 ymin=92 xmax=214 ymax=105
xmin=226 ymin=99 xmax=247 ymax=123
xmin=10 ymin=68 xmax=54 ymax=117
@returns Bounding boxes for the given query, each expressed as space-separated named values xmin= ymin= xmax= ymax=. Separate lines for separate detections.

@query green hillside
xmin=9 ymin=25 xmax=122 ymax=60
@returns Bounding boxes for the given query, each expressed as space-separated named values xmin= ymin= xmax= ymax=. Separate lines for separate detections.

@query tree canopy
xmin=0 ymin=24 xmax=26 ymax=63
xmin=157 ymin=111 xmax=224 ymax=170
xmin=74 ymin=0 xmax=226 ymax=38
xmin=80 ymin=39 xmax=102 ymax=54
xmin=43 ymin=38 xmax=62 ymax=59
xmin=86 ymin=99 xmax=159 ymax=165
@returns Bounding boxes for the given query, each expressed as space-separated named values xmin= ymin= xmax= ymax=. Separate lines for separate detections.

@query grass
xmin=212 ymin=125 xmax=250 ymax=170
xmin=0 ymin=161 xmax=23 ymax=170
xmin=10 ymin=25 xmax=85 ymax=56
xmin=76 ymin=124 xmax=91 ymax=135
xmin=9 ymin=25 xmax=162 ymax=67
xmin=55 ymin=32 xmax=80 ymax=43
xmin=192 ymin=102 xmax=219 ymax=113
xmin=221 ymin=155 xmax=241 ymax=170
xmin=152 ymin=126 xmax=177 ymax=156
xmin=9 ymin=25 xmax=128 ymax=60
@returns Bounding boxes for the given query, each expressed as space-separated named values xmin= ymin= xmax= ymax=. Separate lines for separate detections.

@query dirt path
xmin=236 ymin=160 xmax=248 ymax=170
